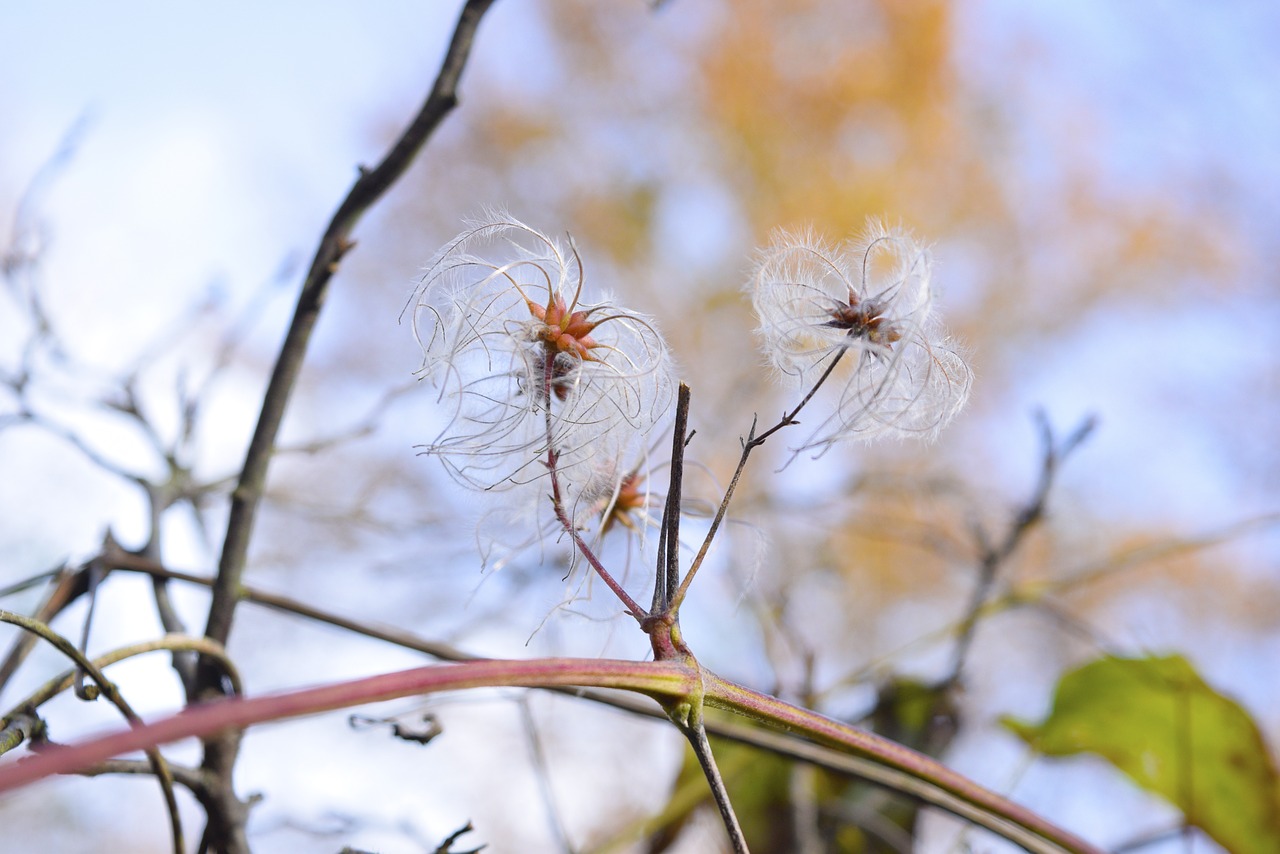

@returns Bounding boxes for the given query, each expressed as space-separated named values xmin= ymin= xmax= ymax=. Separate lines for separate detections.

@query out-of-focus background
xmin=1 ymin=2 xmax=1277 ymax=851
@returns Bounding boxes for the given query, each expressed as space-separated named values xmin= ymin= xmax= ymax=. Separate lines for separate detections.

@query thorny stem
xmin=669 ymin=349 xmax=848 ymax=613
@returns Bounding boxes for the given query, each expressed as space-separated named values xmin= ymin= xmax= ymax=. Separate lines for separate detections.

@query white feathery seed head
xmin=748 ymin=219 xmax=972 ymax=449
xmin=409 ymin=213 xmax=675 ymax=496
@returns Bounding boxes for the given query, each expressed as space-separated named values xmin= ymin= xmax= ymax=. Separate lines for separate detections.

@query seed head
xmin=409 ymin=213 xmax=675 ymax=493
xmin=748 ymin=220 xmax=972 ymax=449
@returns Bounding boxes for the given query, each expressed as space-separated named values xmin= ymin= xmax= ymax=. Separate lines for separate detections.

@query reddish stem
xmin=539 ymin=348 xmax=647 ymax=621
xmin=0 ymin=658 xmax=694 ymax=795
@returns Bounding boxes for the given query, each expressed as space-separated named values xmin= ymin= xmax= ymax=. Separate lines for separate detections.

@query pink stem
xmin=0 ymin=658 xmax=693 ymax=795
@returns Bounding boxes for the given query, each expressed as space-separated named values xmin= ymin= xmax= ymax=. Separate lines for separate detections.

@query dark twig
xmin=0 ymin=564 xmax=84 ymax=694
xmin=201 ymin=0 xmax=498 ymax=671
xmin=433 ymin=821 xmax=486 ymax=854
xmin=681 ymin=714 xmax=749 ymax=853
xmin=652 ymin=383 xmax=692 ymax=613
xmin=944 ymin=412 xmax=1096 ymax=686
xmin=193 ymin=4 xmax=498 ymax=851
xmin=72 ymin=554 xmax=105 ymax=701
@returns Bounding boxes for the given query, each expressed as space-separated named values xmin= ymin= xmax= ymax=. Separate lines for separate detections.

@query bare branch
xmin=944 ymin=412 xmax=1096 ymax=685
xmin=194 ymin=7 xmax=499 ymax=847
xmin=202 ymin=0 xmax=499 ymax=659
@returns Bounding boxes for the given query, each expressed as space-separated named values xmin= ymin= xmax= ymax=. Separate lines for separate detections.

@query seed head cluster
xmin=411 ymin=214 xmax=973 ymax=556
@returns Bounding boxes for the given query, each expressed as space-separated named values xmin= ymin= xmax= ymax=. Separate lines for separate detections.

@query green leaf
xmin=1002 ymin=654 xmax=1280 ymax=854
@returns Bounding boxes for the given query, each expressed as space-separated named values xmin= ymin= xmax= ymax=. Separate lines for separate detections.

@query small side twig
xmin=540 ymin=350 xmax=648 ymax=622
xmin=0 ymin=563 xmax=85 ymax=694
xmin=75 ymin=757 xmax=209 ymax=796
xmin=944 ymin=411 xmax=1096 ymax=686
xmin=670 ymin=350 xmax=848 ymax=612
xmin=433 ymin=821 xmax=487 ymax=854
xmin=0 ymin=710 xmax=44 ymax=757
xmin=72 ymin=554 xmax=106 ymax=701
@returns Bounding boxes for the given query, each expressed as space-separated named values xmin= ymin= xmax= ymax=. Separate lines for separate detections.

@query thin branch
xmin=546 ymin=455 xmax=648 ymax=620
xmin=0 ymin=568 xmax=61 ymax=599
xmin=517 ymin=697 xmax=576 ymax=853
xmin=540 ymin=351 xmax=648 ymax=622
xmin=201 ymin=0 xmax=499 ymax=661
xmin=75 ymin=757 xmax=209 ymax=795
xmin=0 ymin=563 xmax=85 ymax=693
xmin=0 ymin=609 xmax=185 ymax=854
xmin=681 ymin=715 xmax=748 ymax=853
xmin=4 ymin=634 xmax=240 ymax=724
xmin=833 ymin=512 xmax=1280 ymax=692
xmin=670 ymin=350 xmax=847 ymax=613
xmin=944 ymin=412 xmax=1095 ymax=685
xmin=195 ymin=5 xmax=498 ymax=849
xmin=653 ymin=383 xmax=691 ymax=612
xmin=433 ymin=821 xmax=485 ymax=854
xmin=703 ymin=672 xmax=1101 ymax=854
xmin=1110 ymin=824 xmax=1190 ymax=854
xmin=73 ymin=555 xmax=105 ymax=700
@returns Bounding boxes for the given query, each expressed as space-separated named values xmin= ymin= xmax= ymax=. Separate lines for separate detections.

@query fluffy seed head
xmin=409 ymin=214 xmax=675 ymax=494
xmin=748 ymin=220 xmax=972 ymax=449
